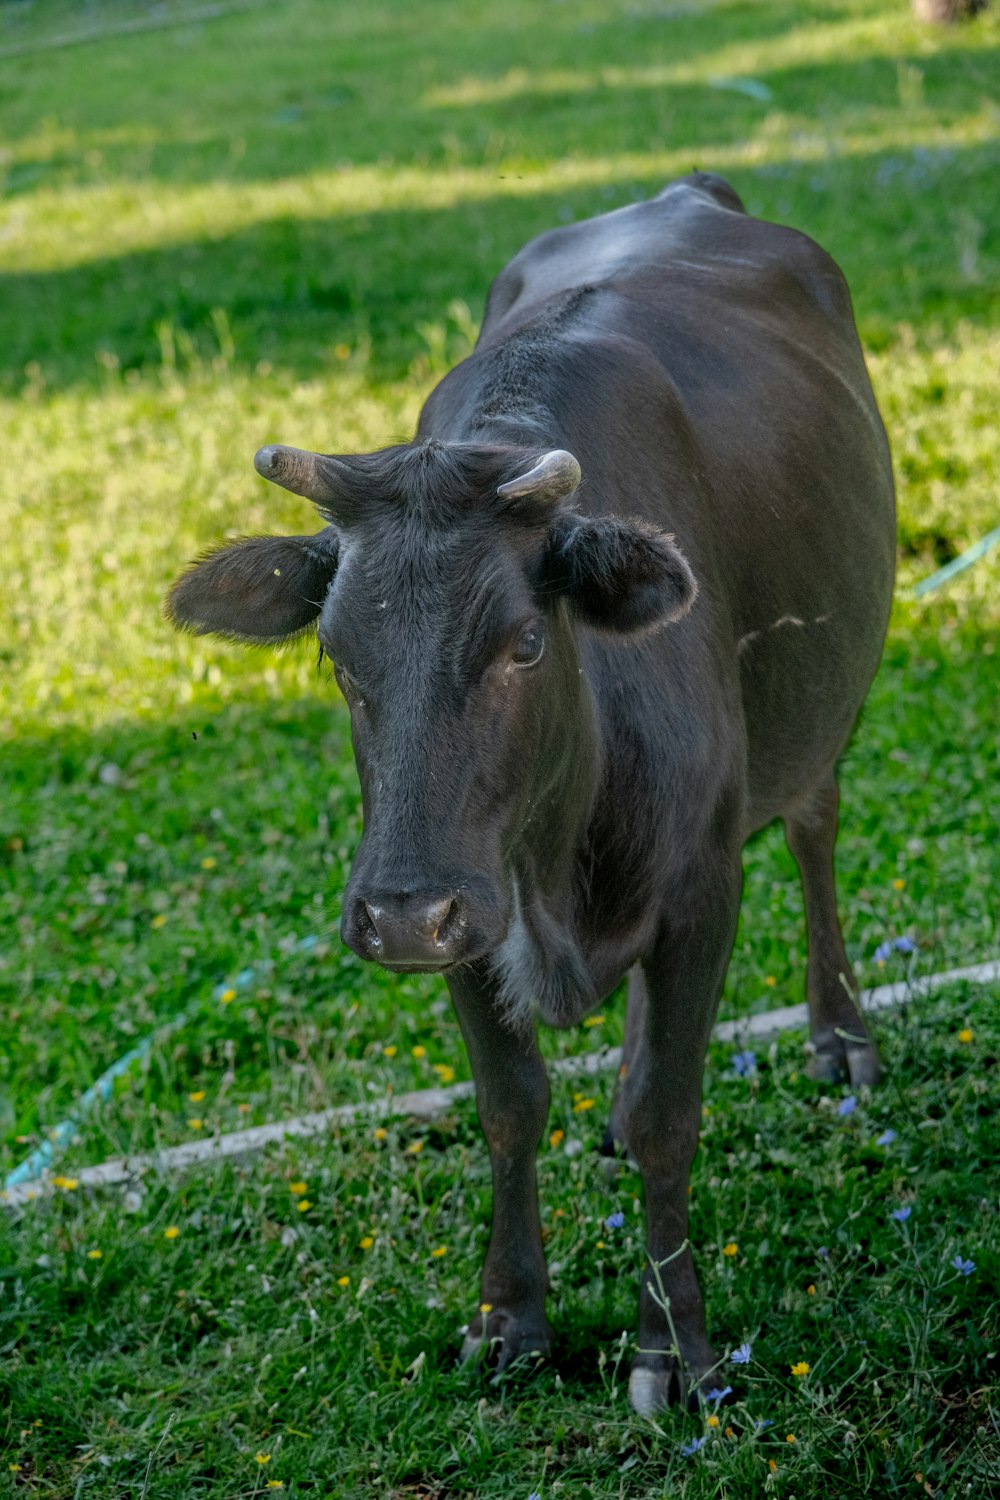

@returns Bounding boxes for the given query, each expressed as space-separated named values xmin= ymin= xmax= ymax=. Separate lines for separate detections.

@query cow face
xmin=168 ymin=441 xmax=696 ymax=975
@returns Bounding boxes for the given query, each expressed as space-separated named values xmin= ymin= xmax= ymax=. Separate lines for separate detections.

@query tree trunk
xmin=912 ymin=0 xmax=988 ymax=21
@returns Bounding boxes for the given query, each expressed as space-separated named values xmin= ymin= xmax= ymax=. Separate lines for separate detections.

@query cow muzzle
xmin=343 ymin=889 xmax=467 ymax=971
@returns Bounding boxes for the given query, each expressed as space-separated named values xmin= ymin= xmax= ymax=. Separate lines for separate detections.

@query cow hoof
xmin=460 ymin=1309 xmax=552 ymax=1372
xmin=846 ymin=1042 xmax=881 ymax=1087
xmin=629 ymin=1365 xmax=673 ymax=1416
xmin=807 ymin=1032 xmax=881 ymax=1087
xmin=629 ymin=1356 xmax=715 ymax=1415
xmin=806 ymin=1044 xmax=847 ymax=1083
xmin=629 ymin=1362 xmax=699 ymax=1415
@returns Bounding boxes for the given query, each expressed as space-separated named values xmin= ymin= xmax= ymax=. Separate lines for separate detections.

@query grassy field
xmin=1 ymin=0 xmax=998 ymax=1494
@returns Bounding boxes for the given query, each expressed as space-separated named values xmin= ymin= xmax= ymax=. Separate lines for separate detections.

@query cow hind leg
xmin=600 ymin=966 xmax=645 ymax=1161
xmin=784 ymin=777 xmax=881 ymax=1087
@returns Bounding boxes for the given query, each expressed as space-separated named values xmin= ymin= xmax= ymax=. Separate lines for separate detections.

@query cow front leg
xmin=447 ymin=962 xmax=553 ymax=1369
xmin=621 ymin=856 xmax=742 ymax=1415
xmin=785 ymin=778 xmax=880 ymax=1086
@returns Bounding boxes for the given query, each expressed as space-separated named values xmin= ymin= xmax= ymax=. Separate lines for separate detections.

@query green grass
xmin=2 ymin=992 xmax=996 ymax=1497
xmin=1 ymin=0 xmax=998 ymax=1493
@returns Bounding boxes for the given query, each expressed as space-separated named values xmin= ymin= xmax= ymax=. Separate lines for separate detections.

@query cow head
xmin=168 ymin=440 xmax=696 ymax=975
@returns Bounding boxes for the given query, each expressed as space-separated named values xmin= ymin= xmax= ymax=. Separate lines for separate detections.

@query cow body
xmin=169 ymin=174 xmax=895 ymax=1412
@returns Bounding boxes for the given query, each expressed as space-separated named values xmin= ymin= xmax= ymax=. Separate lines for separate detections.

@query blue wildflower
xmin=732 ymin=1050 xmax=757 ymax=1077
xmin=876 ymin=1128 xmax=897 ymax=1146
xmin=731 ymin=1342 xmax=752 ymax=1365
xmin=874 ymin=936 xmax=916 ymax=962
xmin=891 ymin=1206 xmax=912 ymax=1222
xmin=817 ymin=1245 xmax=830 ymax=1260
xmin=837 ymin=1095 xmax=857 ymax=1117
xmin=705 ymin=1385 xmax=733 ymax=1403
xmin=951 ymin=1255 xmax=975 ymax=1276
xmin=605 ymin=1211 xmax=625 ymax=1230
xmin=755 ymin=1419 xmax=775 ymax=1432
xmin=680 ymin=1437 xmax=705 ymax=1456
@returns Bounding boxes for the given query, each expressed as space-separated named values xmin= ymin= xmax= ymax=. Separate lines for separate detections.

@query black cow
xmin=168 ymin=173 xmax=895 ymax=1413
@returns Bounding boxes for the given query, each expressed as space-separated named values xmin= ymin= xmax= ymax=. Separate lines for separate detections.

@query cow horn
xmin=497 ymin=449 xmax=582 ymax=503
xmin=253 ymin=444 xmax=355 ymax=512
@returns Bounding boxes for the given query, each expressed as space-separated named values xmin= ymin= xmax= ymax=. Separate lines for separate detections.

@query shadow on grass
xmin=0 ymin=0 xmax=815 ymax=187
xmin=4 ymin=0 xmax=995 ymax=195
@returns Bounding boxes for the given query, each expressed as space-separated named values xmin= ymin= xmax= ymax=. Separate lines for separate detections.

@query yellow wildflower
xmin=431 ymin=1245 xmax=447 ymax=1258
xmin=337 ymin=1275 xmax=350 ymax=1287
xmin=769 ymin=1459 xmax=778 ymax=1473
xmin=296 ymin=1200 xmax=311 ymax=1213
xmin=164 ymin=1226 xmax=180 ymax=1240
xmin=289 ymin=1182 xmax=308 ymax=1196
xmin=188 ymin=1090 xmax=205 ymax=1103
xmin=382 ymin=1045 xmax=397 ymax=1057
xmin=707 ymin=1414 xmax=720 ymax=1428
xmin=725 ymin=1426 xmax=735 ymax=1438
xmin=360 ymin=1236 xmax=374 ymax=1250
xmin=52 ymin=1176 xmax=79 ymax=1191
xmin=405 ymin=1140 xmax=424 ymax=1155
xmin=807 ymin=1284 xmax=816 ymax=1296
xmin=201 ymin=857 xmax=217 ymax=869
xmin=374 ymin=1127 xmax=388 ymax=1141
xmin=765 ymin=975 xmax=777 ymax=987
xmin=266 ymin=1483 xmax=285 ymax=1490
xmin=958 ymin=1028 xmax=974 ymax=1044
xmin=790 ymin=1361 xmax=810 ymax=1377
xmin=596 ymin=1240 xmax=605 ymax=1249
xmin=187 ymin=1118 xmax=203 ymax=1130
xmin=433 ymin=1063 xmax=456 ymax=1083
xmin=786 ymin=1433 xmax=797 ymax=1444
xmin=151 ymin=913 xmax=168 ymax=928
xmin=255 ymin=1452 xmax=271 ymax=1466
xmin=572 ymin=1097 xmax=595 ymax=1112
xmin=480 ymin=1302 xmax=493 ymax=1314
xmin=411 ymin=1045 xmax=427 ymax=1058
xmin=723 ymin=1242 xmax=739 ymax=1257
xmin=87 ymin=1249 xmax=103 ymax=1260
xmin=583 ymin=1015 xmax=604 ymax=1028
xmin=892 ymin=878 xmax=905 ymax=891
xmin=219 ymin=988 xmax=236 ymax=1004
xmin=237 ymin=1102 xmax=251 ymax=1113
xmin=549 ymin=1129 xmax=565 ymax=1148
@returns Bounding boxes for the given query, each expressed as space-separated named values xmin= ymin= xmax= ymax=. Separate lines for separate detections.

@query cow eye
xmin=511 ymin=624 xmax=545 ymax=668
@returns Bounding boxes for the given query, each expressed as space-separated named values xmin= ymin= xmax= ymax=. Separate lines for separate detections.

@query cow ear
xmin=547 ymin=514 xmax=697 ymax=635
xmin=166 ymin=529 xmax=339 ymax=643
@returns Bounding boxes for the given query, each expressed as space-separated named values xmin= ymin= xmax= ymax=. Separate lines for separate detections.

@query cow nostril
xmin=360 ymin=901 xmax=382 ymax=951
xmin=425 ymin=895 xmax=458 ymax=948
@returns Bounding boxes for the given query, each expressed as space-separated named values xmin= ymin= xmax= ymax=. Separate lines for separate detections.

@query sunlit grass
xmin=425 ymin=8 xmax=988 ymax=106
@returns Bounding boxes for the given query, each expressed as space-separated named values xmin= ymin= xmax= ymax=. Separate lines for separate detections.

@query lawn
xmin=0 ymin=0 xmax=998 ymax=1495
